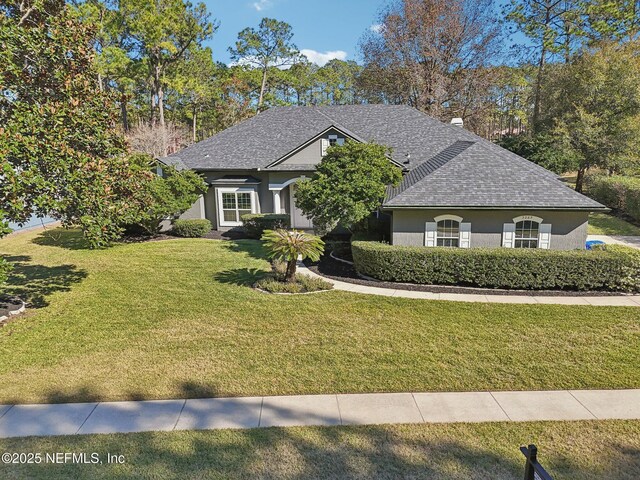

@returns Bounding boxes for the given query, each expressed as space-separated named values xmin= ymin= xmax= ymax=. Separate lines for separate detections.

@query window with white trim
xmin=514 ymin=220 xmax=539 ymax=248
xmin=437 ymin=219 xmax=460 ymax=247
xmin=426 ymin=215 xmax=471 ymax=248
xmin=503 ymin=215 xmax=551 ymax=249
xmin=217 ymin=188 xmax=256 ymax=226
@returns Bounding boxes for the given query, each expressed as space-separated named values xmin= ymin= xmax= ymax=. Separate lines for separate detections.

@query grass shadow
xmin=213 ymin=268 xmax=266 ymax=287
xmin=219 ymin=239 xmax=268 ymax=261
xmin=31 ymin=228 xmax=92 ymax=250
xmin=3 ymin=421 xmax=634 ymax=479
xmin=1 ymin=255 xmax=87 ymax=308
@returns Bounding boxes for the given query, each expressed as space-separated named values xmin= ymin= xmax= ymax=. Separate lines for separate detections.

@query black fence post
xmin=521 ymin=443 xmax=553 ymax=480
xmin=523 ymin=444 xmax=537 ymax=480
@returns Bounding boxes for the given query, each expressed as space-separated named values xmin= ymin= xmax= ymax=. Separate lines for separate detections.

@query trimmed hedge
xmin=171 ymin=219 xmax=212 ymax=238
xmin=241 ymin=213 xmax=290 ymax=239
xmin=351 ymin=241 xmax=640 ymax=292
xmin=587 ymin=175 xmax=640 ymax=222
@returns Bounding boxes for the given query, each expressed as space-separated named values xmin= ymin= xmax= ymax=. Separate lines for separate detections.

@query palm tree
xmin=261 ymin=229 xmax=325 ymax=282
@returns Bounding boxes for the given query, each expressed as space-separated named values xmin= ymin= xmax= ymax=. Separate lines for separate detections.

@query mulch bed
xmin=0 ymin=295 xmax=26 ymax=325
xmin=306 ymin=255 xmax=621 ymax=297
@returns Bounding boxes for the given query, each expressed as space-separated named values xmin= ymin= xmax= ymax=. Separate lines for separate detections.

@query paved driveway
xmin=587 ymin=235 xmax=640 ymax=250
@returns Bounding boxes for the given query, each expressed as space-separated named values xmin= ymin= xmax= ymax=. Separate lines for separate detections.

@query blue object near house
xmin=586 ymin=240 xmax=606 ymax=250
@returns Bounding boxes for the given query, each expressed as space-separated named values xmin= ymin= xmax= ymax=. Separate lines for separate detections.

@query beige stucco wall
xmin=390 ymin=209 xmax=589 ymax=250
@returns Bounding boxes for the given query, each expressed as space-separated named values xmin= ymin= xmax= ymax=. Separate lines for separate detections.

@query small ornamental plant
xmin=260 ymin=229 xmax=325 ymax=282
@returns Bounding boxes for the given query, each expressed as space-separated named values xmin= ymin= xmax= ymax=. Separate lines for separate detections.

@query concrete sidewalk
xmin=297 ymin=264 xmax=640 ymax=306
xmin=0 ymin=389 xmax=638 ymax=438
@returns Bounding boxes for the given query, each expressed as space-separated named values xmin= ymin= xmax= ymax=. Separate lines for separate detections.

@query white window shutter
xmin=459 ymin=222 xmax=471 ymax=248
xmin=538 ymin=223 xmax=552 ymax=249
xmin=321 ymin=138 xmax=330 ymax=156
xmin=502 ymin=223 xmax=515 ymax=248
xmin=425 ymin=222 xmax=437 ymax=247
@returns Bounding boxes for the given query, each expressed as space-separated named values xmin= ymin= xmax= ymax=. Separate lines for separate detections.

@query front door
xmin=289 ymin=183 xmax=313 ymax=229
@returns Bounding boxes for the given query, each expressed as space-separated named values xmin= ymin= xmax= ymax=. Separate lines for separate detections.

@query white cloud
xmin=251 ymin=0 xmax=272 ymax=11
xmin=370 ymin=23 xmax=384 ymax=34
xmin=300 ymin=49 xmax=348 ymax=66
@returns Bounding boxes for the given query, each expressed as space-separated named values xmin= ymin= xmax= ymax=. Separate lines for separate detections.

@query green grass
xmin=1 ymin=421 xmax=638 ymax=479
xmin=588 ymin=213 xmax=640 ymax=236
xmin=0 ymin=228 xmax=638 ymax=404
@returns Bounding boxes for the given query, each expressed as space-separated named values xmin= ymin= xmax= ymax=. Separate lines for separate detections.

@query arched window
xmin=514 ymin=220 xmax=540 ymax=248
xmin=437 ymin=218 xmax=460 ymax=247
xmin=426 ymin=215 xmax=470 ymax=248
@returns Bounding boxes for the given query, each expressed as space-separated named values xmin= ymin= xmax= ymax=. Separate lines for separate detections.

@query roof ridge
xmin=313 ymin=107 xmax=355 ymax=133
xmin=387 ymin=140 xmax=475 ymax=200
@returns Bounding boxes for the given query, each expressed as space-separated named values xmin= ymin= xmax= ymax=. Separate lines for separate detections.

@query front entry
xmin=289 ymin=183 xmax=313 ymax=229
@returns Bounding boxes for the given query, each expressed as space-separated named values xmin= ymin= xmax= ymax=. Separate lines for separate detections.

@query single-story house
xmin=161 ymin=104 xmax=607 ymax=250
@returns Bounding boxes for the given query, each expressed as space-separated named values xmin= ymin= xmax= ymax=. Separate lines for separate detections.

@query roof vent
xmin=404 ymin=153 xmax=411 ymax=165
xmin=450 ymin=118 xmax=464 ymax=128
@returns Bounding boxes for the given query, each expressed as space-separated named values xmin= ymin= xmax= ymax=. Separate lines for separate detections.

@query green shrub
xmin=171 ymin=219 xmax=212 ymax=238
xmin=241 ymin=214 xmax=290 ymax=239
xmin=255 ymin=274 xmax=333 ymax=294
xmin=587 ymin=175 xmax=640 ymax=222
xmin=351 ymin=241 xmax=640 ymax=292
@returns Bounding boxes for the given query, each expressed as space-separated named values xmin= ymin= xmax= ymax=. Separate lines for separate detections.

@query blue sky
xmin=202 ymin=0 xmax=386 ymax=66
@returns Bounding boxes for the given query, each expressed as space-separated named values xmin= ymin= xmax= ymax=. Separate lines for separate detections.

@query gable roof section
xmin=164 ymin=107 xmax=333 ymax=170
xmin=384 ymin=140 xmax=606 ymax=210
xmin=265 ymin=125 xmax=364 ymax=168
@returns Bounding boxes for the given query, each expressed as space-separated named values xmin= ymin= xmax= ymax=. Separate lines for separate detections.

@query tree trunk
xmin=258 ymin=66 xmax=268 ymax=109
xmin=575 ymin=165 xmax=587 ymax=193
xmin=192 ymin=106 xmax=197 ymax=142
xmin=532 ymin=46 xmax=546 ymax=133
xmin=285 ymin=259 xmax=297 ymax=283
xmin=157 ymin=83 xmax=165 ymax=128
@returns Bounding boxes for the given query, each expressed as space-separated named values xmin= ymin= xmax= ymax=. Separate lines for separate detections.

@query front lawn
xmin=0 ymin=228 xmax=638 ymax=404
xmin=588 ymin=212 xmax=640 ymax=236
xmin=1 ymin=421 xmax=638 ymax=479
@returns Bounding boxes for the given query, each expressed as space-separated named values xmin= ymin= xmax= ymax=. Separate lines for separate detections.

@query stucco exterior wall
xmin=179 ymin=170 xmax=314 ymax=230
xmin=279 ymin=128 xmax=346 ymax=166
xmin=390 ymin=209 xmax=589 ymax=250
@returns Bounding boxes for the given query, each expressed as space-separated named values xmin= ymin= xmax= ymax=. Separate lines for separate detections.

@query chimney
xmin=450 ymin=118 xmax=464 ymax=128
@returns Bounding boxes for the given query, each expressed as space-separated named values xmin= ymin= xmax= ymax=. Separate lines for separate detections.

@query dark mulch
xmin=306 ymin=255 xmax=622 ymax=297
xmin=0 ymin=295 xmax=24 ymax=324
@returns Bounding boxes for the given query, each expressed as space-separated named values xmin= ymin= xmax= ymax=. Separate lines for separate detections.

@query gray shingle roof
xmin=384 ymin=140 xmax=605 ymax=209
xmin=164 ymin=104 xmax=605 ymax=210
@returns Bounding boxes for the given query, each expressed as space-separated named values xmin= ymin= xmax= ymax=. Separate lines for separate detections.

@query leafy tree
xmin=543 ymin=41 xmax=640 ymax=191
xmin=229 ymin=18 xmax=300 ymax=109
xmin=0 ymin=0 xmax=155 ymax=247
xmin=295 ymin=142 xmax=402 ymax=233
xmin=170 ymin=46 xmax=217 ymax=141
xmin=72 ymin=0 xmax=137 ymax=131
xmin=504 ymin=0 xmax=582 ymax=131
xmin=498 ymin=133 xmax=578 ymax=173
xmin=359 ymin=0 xmax=502 ymax=121
xmin=261 ymin=230 xmax=324 ymax=282
xmin=121 ymin=0 xmax=215 ymax=133
xmin=580 ymin=0 xmax=640 ymax=43
xmin=315 ymin=59 xmax=362 ymax=105
xmin=126 ymin=157 xmax=207 ymax=235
